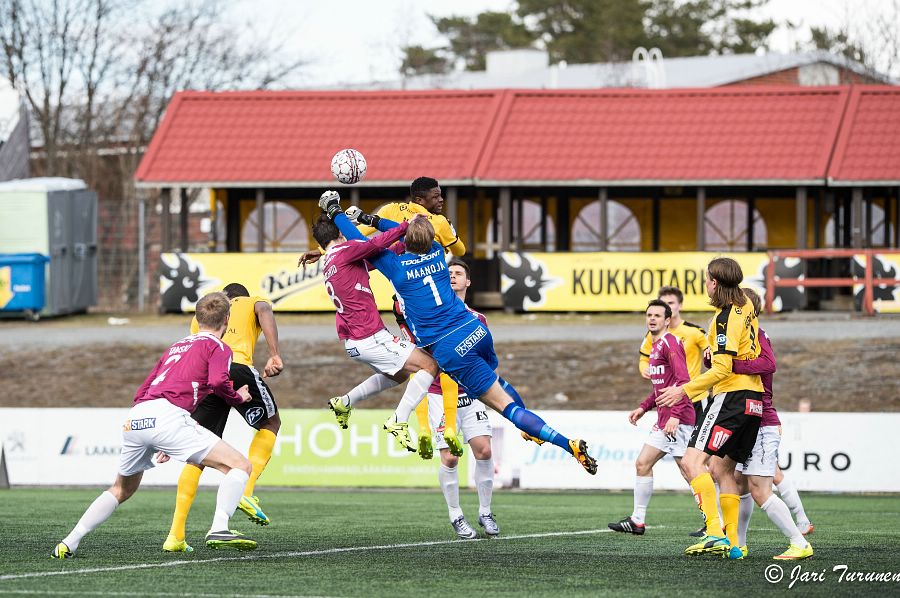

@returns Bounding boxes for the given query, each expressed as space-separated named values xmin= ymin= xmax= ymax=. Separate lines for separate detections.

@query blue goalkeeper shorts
xmin=430 ymin=320 xmax=499 ymax=399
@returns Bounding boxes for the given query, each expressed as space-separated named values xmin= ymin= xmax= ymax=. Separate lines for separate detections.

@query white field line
xmin=0 ymin=527 xmax=635 ymax=582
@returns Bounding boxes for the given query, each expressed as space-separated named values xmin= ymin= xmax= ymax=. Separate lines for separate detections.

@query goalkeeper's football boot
xmin=205 ymin=530 xmax=258 ymax=551
xmin=723 ymin=545 xmax=745 ymax=560
xmin=773 ymin=542 xmax=813 ymax=560
xmin=608 ymin=516 xmax=646 ymax=535
xmin=569 ymin=439 xmax=597 ymax=475
xmin=689 ymin=525 xmax=706 ymax=537
xmin=162 ymin=534 xmax=194 ymax=553
xmin=383 ymin=416 xmax=416 ymax=452
xmin=328 ymin=397 xmax=352 ymax=429
xmin=417 ymin=433 xmax=434 ymax=460
xmin=444 ymin=428 xmax=464 ymax=458
xmin=684 ymin=535 xmax=729 ymax=556
xmin=478 ymin=513 xmax=501 ymax=537
xmin=521 ymin=431 xmax=545 ymax=446
xmin=50 ymin=542 xmax=73 ymax=559
xmin=238 ymin=495 xmax=270 ymax=526
xmin=451 ymin=516 xmax=478 ymax=540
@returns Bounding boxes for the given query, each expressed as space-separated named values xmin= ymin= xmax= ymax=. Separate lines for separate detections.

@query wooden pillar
xmin=467 ymin=191 xmax=476 ymax=254
xmin=350 ymin=188 xmax=360 ymax=207
xmin=539 ymin=195 xmax=548 ymax=250
xmin=515 ymin=194 xmax=524 ymax=250
xmin=180 ymin=188 xmax=190 ymax=251
xmin=557 ymin=194 xmax=570 ymax=251
xmin=598 ymin=187 xmax=608 ymax=251
xmin=851 ymin=188 xmax=863 ymax=248
xmin=499 ymin=187 xmax=512 ymax=252
xmin=696 ymin=187 xmax=706 ymax=251
xmin=445 ymin=187 xmax=458 ymax=225
xmin=161 ymin=187 xmax=171 ymax=252
xmin=895 ymin=187 xmax=900 ymax=248
xmin=255 ymin=188 xmax=265 ymax=252
xmin=747 ymin=195 xmax=755 ymax=251
xmin=795 ymin=187 xmax=807 ymax=249
xmin=652 ymin=193 xmax=661 ymax=251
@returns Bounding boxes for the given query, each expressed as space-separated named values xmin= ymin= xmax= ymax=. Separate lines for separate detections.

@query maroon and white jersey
xmin=323 ymin=221 xmax=409 ymax=341
xmin=640 ymin=332 xmax=695 ymax=428
xmin=133 ymin=332 xmax=243 ymax=412
xmin=428 ymin=306 xmax=488 ymax=397
xmin=732 ymin=328 xmax=780 ymax=427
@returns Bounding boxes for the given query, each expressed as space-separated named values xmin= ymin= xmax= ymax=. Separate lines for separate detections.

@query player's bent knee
xmin=441 ymin=454 xmax=459 ymax=468
xmin=263 ymin=412 xmax=281 ymax=433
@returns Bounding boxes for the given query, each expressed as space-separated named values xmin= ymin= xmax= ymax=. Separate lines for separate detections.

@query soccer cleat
xmin=162 ymin=534 xmax=194 ymax=553
xmin=521 ymin=431 xmax=545 ymax=446
xmin=205 ymin=530 xmax=258 ymax=551
xmin=451 ymin=516 xmax=477 ymax=540
xmin=608 ymin=516 xmax=646 ymax=535
xmin=444 ymin=429 xmax=464 ymax=458
xmin=723 ymin=545 xmax=744 ymax=560
xmin=684 ymin=535 xmax=729 ymax=556
xmin=237 ymin=495 xmax=270 ymax=526
xmin=50 ymin=542 xmax=73 ymax=559
xmin=799 ymin=522 xmax=814 ymax=536
xmin=417 ymin=433 xmax=433 ymax=460
xmin=689 ymin=525 xmax=706 ymax=537
xmin=328 ymin=397 xmax=352 ymax=429
xmin=383 ymin=416 xmax=416 ymax=452
xmin=478 ymin=513 xmax=500 ymax=537
xmin=773 ymin=542 xmax=813 ymax=560
xmin=569 ymin=439 xmax=597 ymax=475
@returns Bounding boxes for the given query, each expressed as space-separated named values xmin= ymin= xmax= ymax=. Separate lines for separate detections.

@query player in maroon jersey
xmin=52 ymin=292 xmax=259 ymax=558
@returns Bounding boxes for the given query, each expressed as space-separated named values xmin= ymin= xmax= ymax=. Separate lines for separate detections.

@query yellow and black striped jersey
xmin=191 ymin=295 xmax=265 ymax=367
xmin=357 ymin=202 xmax=465 ymax=256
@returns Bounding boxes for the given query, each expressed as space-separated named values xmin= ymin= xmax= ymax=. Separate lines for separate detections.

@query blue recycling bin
xmin=0 ymin=253 xmax=49 ymax=313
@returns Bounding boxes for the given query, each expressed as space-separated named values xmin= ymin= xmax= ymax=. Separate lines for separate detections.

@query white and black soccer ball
xmin=330 ymin=148 xmax=367 ymax=185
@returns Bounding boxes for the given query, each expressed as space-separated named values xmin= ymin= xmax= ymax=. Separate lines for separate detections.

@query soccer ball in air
xmin=331 ymin=148 xmax=367 ymax=184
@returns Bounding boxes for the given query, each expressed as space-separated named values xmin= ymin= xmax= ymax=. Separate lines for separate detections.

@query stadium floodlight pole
xmin=138 ymin=195 xmax=145 ymax=312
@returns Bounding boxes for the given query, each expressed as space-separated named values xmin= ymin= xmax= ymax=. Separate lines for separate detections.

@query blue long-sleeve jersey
xmin=334 ymin=213 xmax=478 ymax=347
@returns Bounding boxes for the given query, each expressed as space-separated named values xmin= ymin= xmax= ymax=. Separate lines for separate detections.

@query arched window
xmin=704 ymin=200 xmax=767 ymax=251
xmin=241 ymin=201 xmax=308 ymax=252
xmin=571 ymin=200 xmax=640 ymax=251
xmin=824 ymin=202 xmax=894 ymax=248
xmin=486 ymin=199 xmax=556 ymax=257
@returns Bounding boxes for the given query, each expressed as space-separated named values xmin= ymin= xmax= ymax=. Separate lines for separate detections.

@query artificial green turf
xmin=1 ymin=488 xmax=897 ymax=597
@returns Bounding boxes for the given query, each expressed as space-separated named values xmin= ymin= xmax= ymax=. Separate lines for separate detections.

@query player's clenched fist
xmin=236 ymin=384 xmax=251 ymax=403
xmin=319 ymin=190 xmax=342 ymax=218
xmin=628 ymin=407 xmax=645 ymax=425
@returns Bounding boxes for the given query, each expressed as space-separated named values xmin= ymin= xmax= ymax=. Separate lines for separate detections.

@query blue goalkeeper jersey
xmin=333 ymin=213 xmax=478 ymax=346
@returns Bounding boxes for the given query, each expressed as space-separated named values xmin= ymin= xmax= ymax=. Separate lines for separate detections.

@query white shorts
xmin=344 ymin=329 xmax=415 ymax=376
xmin=118 ymin=399 xmax=220 ymax=476
xmin=427 ymin=393 xmax=492 ymax=450
xmin=736 ymin=425 xmax=780 ymax=476
xmin=645 ymin=423 xmax=694 ymax=457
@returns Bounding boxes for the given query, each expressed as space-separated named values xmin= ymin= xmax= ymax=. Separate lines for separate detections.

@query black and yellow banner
xmin=499 ymin=251 xmax=783 ymax=312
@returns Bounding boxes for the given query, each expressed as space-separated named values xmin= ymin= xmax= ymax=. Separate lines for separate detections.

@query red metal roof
xmin=828 ymin=86 xmax=900 ymax=186
xmin=136 ymin=86 xmax=900 ymax=188
xmin=135 ymin=90 xmax=504 ymax=186
xmin=475 ymin=87 xmax=848 ymax=185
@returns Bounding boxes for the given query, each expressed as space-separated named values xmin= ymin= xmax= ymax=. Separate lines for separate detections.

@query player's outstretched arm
xmin=732 ymin=330 xmax=776 ymax=376
xmin=255 ymin=301 xmax=283 ymax=378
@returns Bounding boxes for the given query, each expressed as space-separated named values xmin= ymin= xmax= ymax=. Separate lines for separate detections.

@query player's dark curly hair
xmin=223 ymin=283 xmax=250 ymax=299
xmin=410 ymin=176 xmax=438 ymax=200
xmin=646 ymin=298 xmax=672 ymax=319
xmin=312 ymin=213 xmax=341 ymax=248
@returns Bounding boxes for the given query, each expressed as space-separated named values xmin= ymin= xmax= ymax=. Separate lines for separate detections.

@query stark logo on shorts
xmin=245 ymin=407 xmax=265 ymax=426
xmin=745 ymin=399 xmax=763 ymax=416
xmin=454 ymin=325 xmax=487 ymax=357
xmin=708 ymin=425 xmax=732 ymax=451
xmin=346 ymin=347 xmax=361 ymax=357
xmin=123 ymin=417 xmax=156 ymax=432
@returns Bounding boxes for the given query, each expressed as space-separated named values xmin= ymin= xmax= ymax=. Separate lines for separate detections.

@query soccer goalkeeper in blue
xmin=319 ymin=190 xmax=597 ymax=475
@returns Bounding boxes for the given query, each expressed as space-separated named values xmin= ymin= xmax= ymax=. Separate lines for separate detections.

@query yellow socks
xmin=245 ymin=428 xmax=277 ymax=496
xmin=690 ymin=472 xmax=725 ymax=538
xmin=440 ymin=374 xmax=458 ymax=436
xmin=168 ymin=464 xmax=202 ymax=540
xmin=720 ymin=493 xmax=740 ymax=547
xmin=414 ymin=401 xmax=430 ymax=436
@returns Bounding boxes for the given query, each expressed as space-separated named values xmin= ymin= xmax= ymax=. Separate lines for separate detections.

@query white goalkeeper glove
xmin=345 ymin=205 xmax=380 ymax=227
xmin=318 ymin=190 xmax=343 ymax=218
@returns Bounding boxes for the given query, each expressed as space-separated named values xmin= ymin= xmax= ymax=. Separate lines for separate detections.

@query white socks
xmin=761 ymin=494 xmax=808 ymax=548
xmin=345 ymin=374 xmax=399 ymax=406
xmin=737 ymin=492 xmax=754 ymax=546
xmin=210 ymin=468 xmax=250 ymax=532
xmin=775 ymin=479 xmax=810 ymax=527
xmin=439 ymin=464 xmax=462 ymax=521
xmin=394 ymin=370 xmax=435 ymax=422
xmin=631 ymin=476 xmax=653 ymax=524
xmin=475 ymin=459 xmax=494 ymax=516
xmin=62 ymin=490 xmax=119 ymax=552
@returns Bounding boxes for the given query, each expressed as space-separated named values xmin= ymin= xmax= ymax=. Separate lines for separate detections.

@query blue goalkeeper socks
xmin=499 ymin=377 xmax=526 ymax=408
xmin=501 ymin=403 xmax=572 ymax=454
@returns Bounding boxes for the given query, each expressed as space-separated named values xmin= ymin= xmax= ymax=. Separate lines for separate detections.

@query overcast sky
xmin=230 ymin=0 xmax=896 ymax=86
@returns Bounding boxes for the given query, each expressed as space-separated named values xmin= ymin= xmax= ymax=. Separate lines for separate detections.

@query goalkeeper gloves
xmin=318 ymin=190 xmax=343 ymax=219
xmin=345 ymin=205 xmax=381 ymax=228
